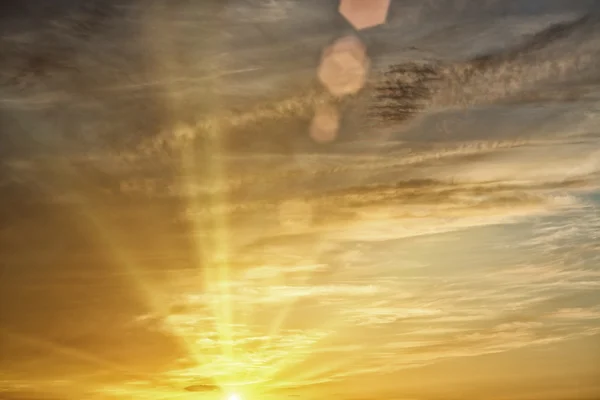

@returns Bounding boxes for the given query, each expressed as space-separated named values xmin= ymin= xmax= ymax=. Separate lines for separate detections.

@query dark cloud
xmin=2 ymin=0 xmax=596 ymax=160
xmin=184 ymin=383 xmax=220 ymax=392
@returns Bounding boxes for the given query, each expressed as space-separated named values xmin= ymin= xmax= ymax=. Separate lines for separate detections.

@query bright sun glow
xmin=228 ymin=393 xmax=242 ymax=400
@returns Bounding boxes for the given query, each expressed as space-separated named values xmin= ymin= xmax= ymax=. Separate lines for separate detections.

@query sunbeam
xmin=0 ymin=328 xmax=145 ymax=381
xmin=3 ymin=1 xmax=600 ymax=400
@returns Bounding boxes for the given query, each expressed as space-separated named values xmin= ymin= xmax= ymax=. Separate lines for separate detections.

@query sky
xmin=1 ymin=1 xmax=600 ymax=399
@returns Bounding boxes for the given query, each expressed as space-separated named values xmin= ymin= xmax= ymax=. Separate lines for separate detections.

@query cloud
xmin=3 ymin=104 xmax=600 ymax=397
xmin=547 ymin=308 xmax=600 ymax=320
xmin=123 ymin=195 xmax=599 ymax=389
xmin=184 ymin=383 xmax=220 ymax=392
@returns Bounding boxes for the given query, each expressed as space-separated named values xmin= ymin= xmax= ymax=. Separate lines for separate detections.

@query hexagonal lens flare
xmin=317 ymin=35 xmax=369 ymax=97
xmin=310 ymin=102 xmax=341 ymax=143
xmin=339 ymin=0 xmax=391 ymax=31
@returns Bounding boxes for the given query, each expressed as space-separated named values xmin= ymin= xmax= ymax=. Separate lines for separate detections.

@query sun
xmin=227 ymin=393 xmax=242 ymax=400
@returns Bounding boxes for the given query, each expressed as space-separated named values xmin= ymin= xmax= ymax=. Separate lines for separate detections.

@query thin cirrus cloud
xmin=114 ymin=165 xmax=600 ymax=393
xmin=125 ymin=234 xmax=600 ymax=393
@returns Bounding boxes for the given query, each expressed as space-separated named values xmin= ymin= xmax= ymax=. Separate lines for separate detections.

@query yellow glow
xmin=228 ymin=393 xmax=242 ymax=400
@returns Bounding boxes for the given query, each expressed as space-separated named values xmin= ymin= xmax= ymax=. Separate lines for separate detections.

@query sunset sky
xmin=1 ymin=1 xmax=599 ymax=399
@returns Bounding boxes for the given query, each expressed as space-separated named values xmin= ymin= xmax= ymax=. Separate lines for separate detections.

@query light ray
xmin=271 ymin=351 xmax=364 ymax=388
xmin=30 ymin=155 xmax=204 ymax=368
xmin=171 ymin=11 xmax=238 ymax=387
xmin=0 ymin=328 xmax=146 ymax=380
xmin=245 ymin=260 xmax=329 ymax=384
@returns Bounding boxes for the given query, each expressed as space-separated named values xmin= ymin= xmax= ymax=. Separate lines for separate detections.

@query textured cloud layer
xmin=1 ymin=1 xmax=600 ymax=400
